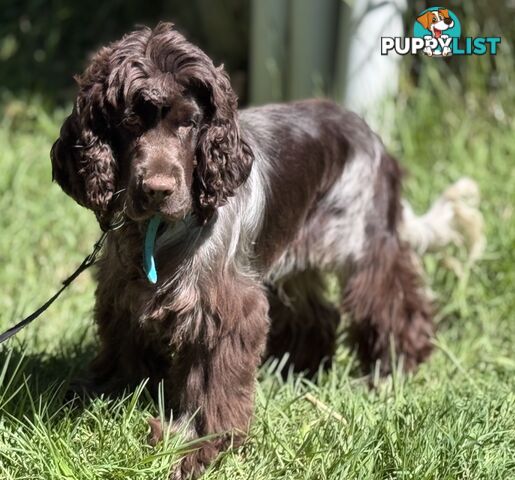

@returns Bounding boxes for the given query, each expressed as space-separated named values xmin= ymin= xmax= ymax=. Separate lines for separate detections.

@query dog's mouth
xmin=125 ymin=195 xmax=192 ymax=224
xmin=434 ymin=28 xmax=443 ymax=38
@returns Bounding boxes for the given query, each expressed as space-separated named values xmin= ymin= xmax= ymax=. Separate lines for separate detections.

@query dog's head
xmin=51 ymin=23 xmax=253 ymax=228
xmin=416 ymin=9 xmax=454 ymax=37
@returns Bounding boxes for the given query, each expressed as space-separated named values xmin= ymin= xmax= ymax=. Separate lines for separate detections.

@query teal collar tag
xmin=143 ymin=215 xmax=162 ymax=284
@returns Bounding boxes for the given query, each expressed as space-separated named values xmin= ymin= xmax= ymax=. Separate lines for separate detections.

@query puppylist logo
xmin=381 ymin=7 xmax=501 ymax=57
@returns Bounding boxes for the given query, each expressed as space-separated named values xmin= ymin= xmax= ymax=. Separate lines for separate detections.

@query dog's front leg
xmin=155 ymin=277 xmax=269 ymax=479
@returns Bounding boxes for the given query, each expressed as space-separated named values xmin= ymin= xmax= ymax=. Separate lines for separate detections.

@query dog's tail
xmin=400 ymin=177 xmax=485 ymax=262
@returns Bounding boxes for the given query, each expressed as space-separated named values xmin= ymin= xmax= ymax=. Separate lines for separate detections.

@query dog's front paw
xmin=170 ymin=455 xmax=205 ymax=480
xmin=423 ymin=47 xmax=433 ymax=57
xmin=169 ymin=442 xmax=222 ymax=480
xmin=147 ymin=417 xmax=166 ymax=446
xmin=442 ymin=46 xmax=452 ymax=56
xmin=148 ymin=417 xmax=220 ymax=479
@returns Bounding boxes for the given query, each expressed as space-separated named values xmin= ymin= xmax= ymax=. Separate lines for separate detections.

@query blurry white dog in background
xmin=401 ymin=177 xmax=485 ymax=291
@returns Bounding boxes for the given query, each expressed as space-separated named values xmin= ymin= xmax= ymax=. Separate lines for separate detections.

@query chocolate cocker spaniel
xmin=51 ymin=23 xmax=435 ymax=479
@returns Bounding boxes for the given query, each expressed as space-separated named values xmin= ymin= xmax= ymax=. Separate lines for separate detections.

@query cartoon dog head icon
xmin=416 ymin=9 xmax=454 ymax=38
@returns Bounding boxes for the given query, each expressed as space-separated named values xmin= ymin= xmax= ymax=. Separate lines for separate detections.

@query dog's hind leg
xmin=265 ymin=270 xmax=340 ymax=377
xmin=342 ymin=233 xmax=434 ymax=375
xmin=339 ymin=152 xmax=434 ymax=375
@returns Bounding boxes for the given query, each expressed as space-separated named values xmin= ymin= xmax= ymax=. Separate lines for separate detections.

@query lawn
xmin=0 ymin=64 xmax=514 ymax=479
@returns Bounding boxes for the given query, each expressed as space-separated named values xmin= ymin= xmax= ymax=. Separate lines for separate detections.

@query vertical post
xmin=249 ymin=0 xmax=406 ymax=130
xmin=287 ymin=0 xmax=339 ymax=100
xmin=336 ymin=0 xmax=407 ymax=131
xmin=249 ymin=0 xmax=289 ymax=105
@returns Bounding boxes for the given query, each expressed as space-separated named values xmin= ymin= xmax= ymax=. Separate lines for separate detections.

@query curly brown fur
xmin=51 ymin=23 xmax=435 ymax=479
xmin=51 ymin=23 xmax=252 ymax=228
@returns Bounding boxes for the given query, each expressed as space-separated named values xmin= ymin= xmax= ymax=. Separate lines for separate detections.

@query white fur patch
xmin=320 ymin=136 xmax=381 ymax=263
xmin=269 ymin=133 xmax=382 ymax=281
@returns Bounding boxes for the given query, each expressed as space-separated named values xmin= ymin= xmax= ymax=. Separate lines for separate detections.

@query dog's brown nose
xmin=142 ymin=176 xmax=176 ymax=201
xmin=444 ymin=17 xmax=453 ymax=25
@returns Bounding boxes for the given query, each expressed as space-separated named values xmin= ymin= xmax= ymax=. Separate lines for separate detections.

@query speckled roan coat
xmin=50 ymin=23 xmax=433 ymax=479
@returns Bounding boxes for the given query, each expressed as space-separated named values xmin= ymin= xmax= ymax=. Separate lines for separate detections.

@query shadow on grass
xmin=0 ymin=320 xmax=369 ymax=430
xmin=0 ymin=339 xmax=137 ymax=422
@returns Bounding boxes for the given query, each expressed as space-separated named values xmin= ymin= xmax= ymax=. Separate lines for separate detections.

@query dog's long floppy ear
xmin=417 ymin=12 xmax=434 ymax=30
xmin=192 ymin=65 xmax=254 ymax=222
xmin=50 ymin=50 xmax=118 ymax=228
xmin=439 ymin=8 xmax=450 ymax=18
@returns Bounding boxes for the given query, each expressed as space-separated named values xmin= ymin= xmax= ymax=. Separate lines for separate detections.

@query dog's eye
xmin=123 ymin=114 xmax=142 ymax=130
xmin=177 ymin=115 xmax=199 ymax=129
xmin=188 ymin=114 xmax=200 ymax=129
xmin=160 ymin=106 xmax=171 ymax=119
xmin=123 ymin=100 xmax=160 ymax=133
xmin=134 ymin=100 xmax=159 ymax=127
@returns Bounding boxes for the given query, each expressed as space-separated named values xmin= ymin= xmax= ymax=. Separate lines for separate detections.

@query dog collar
xmin=143 ymin=215 xmax=162 ymax=284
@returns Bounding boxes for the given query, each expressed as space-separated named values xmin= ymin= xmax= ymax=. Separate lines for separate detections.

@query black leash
xmin=0 ymin=221 xmax=120 ymax=345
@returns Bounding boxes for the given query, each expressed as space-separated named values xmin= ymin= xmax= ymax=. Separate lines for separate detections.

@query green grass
xmin=1 ymin=68 xmax=514 ymax=479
